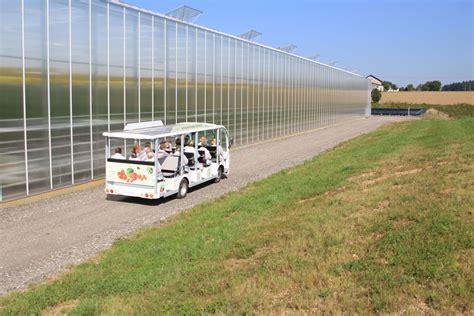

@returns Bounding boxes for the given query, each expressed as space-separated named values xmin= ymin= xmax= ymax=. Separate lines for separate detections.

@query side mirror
xmin=229 ymin=137 xmax=234 ymax=149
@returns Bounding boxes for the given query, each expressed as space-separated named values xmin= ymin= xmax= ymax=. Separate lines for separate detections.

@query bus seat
xmin=206 ymin=145 xmax=217 ymax=161
xmin=161 ymin=156 xmax=180 ymax=178
xmin=184 ymin=152 xmax=195 ymax=167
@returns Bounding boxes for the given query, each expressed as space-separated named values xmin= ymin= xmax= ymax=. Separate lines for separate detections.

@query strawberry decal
xmin=117 ymin=168 xmax=147 ymax=183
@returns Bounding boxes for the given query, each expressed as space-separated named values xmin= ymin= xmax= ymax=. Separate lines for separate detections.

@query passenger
xmin=129 ymin=144 xmax=140 ymax=160
xmin=145 ymin=150 xmax=155 ymax=162
xmin=111 ymin=147 xmax=125 ymax=159
xmin=157 ymin=140 xmax=169 ymax=160
xmin=164 ymin=140 xmax=173 ymax=154
xmin=173 ymin=145 xmax=188 ymax=166
xmin=138 ymin=141 xmax=152 ymax=160
xmin=141 ymin=147 xmax=155 ymax=161
xmin=184 ymin=140 xmax=198 ymax=164
xmin=211 ymin=137 xmax=224 ymax=161
xmin=198 ymin=148 xmax=212 ymax=165
xmin=184 ymin=140 xmax=196 ymax=154
xmin=198 ymin=136 xmax=208 ymax=147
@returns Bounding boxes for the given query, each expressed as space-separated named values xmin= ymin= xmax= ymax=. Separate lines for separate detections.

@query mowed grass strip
xmin=373 ymin=102 xmax=474 ymax=119
xmin=1 ymin=118 xmax=473 ymax=314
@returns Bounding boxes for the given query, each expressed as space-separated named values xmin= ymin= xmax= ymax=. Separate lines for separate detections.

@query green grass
xmin=372 ymin=102 xmax=474 ymax=119
xmin=1 ymin=118 xmax=473 ymax=314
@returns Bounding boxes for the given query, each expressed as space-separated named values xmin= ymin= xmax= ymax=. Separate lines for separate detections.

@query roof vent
xmin=165 ymin=5 xmax=202 ymax=22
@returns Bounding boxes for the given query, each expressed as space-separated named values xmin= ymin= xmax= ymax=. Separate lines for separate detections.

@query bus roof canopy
xmin=103 ymin=122 xmax=224 ymax=140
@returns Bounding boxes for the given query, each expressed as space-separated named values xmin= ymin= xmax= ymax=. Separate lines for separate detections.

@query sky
xmin=126 ymin=0 xmax=473 ymax=87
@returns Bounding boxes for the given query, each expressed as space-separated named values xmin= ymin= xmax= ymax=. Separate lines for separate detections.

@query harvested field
xmin=381 ymin=91 xmax=474 ymax=105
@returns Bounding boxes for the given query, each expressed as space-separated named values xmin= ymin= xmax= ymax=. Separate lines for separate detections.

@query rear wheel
xmin=214 ymin=166 xmax=223 ymax=183
xmin=177 ymin=179 xmax=188 ymax=199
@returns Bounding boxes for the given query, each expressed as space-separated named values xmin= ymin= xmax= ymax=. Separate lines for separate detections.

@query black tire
xmin=177 ymin=179 xmax=188 ymax=199
xmin=214 ymin=166 xmax=223 ymax=183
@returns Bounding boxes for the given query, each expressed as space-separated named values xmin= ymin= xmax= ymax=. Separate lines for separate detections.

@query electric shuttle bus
xmin=103 ymin=121 xmax=231 ymax=200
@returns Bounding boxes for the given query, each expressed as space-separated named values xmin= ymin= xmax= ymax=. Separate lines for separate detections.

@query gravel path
xmin=0 ymin=116 xmax=407 ymax=295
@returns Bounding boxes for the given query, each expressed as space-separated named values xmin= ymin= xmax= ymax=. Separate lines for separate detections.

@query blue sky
xmin=127 ymin=0 xmax=473 ymax=87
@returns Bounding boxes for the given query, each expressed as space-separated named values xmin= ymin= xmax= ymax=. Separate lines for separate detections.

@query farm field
xmin=381 ymin=91 xmax=474 ymax=105
xmin=0 ymin=111 xmax=473 ymax=314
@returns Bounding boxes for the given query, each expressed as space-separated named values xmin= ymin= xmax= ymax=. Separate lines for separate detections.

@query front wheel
xmin=177 ymin=179 xmax=188 ymax=199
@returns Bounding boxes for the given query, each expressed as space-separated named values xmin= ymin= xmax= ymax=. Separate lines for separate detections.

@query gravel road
xmin=0 ymin=116 xmax=407 ymax=295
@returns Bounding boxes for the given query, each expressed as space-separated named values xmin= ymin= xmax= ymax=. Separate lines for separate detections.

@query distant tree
xmin=392 ymin=84 xmax=398 ymax=90
xmin=416 ymin=84 xmax=423 ymax=91
xmin=406 ymin=84 xmax=415 ymax=91
xmin=421 ymin=80 xmax=442 ymax=91
xmin=382 ymin=81 xmax=392 ymax=91
xmin=371 ymin=88 xmax=381 ymax=103
xmin=442 ymin=80 xmax=473 ymax=91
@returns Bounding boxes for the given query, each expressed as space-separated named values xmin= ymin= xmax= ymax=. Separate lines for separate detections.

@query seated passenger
xmin=198 ymin=136 xmax=209 ymax=147
xmin=111 ymin=147 xmax=125 ymax=159
xmin=145 ymin=150 xmax=155 ymax=162
xmin=129 ymin=144 xmax=140 ymax=160
xmin=198 ymin=145 xmax=212 ymax=166
xmin=184 ymin=140 xmax=196 ymax=154
xmin=211 ymin=137 xmax=224 ymax=161
xmin=138 ymin=141 xmax=152 ymax=160
xmin=157 ymin=140 xmax=169 ymax=159
xmin=173 ymin=145 xmax=188 ymax=166
xmin=184 ymin=141 xmax=197 ymax=166
xmin=164 ymin=139 xmax=173 ymax=154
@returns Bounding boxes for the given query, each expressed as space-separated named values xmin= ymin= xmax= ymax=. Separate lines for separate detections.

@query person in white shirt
xmin=184 ymin=140 xmax=197 ymax=161
xmin=145 ymin=150 xmax=155 ymax=162
xmin=111 ymin=147 xmax=125 ymax=159
xmin=138 ymin=142 xmax=152 ymax=160
xmin=197 ymin=137 xmax=212 ymax=165
xmin=173 ymin=145 xmax=188 ymax=166
xmin=211 ymin=137 xmax=224 ymax=162
xmin=157 ymin=140 xmax=169 ymax=160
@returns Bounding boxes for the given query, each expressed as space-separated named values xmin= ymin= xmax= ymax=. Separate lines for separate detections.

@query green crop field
xmin=1 ymin=110 xmax=473 ymax=314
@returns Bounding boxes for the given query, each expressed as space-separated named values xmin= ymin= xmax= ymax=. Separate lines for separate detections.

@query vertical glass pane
xmin=50 ymin=0 xmax=72 ymax=187
xmin=235 ymin=40 xmax=242 ymax=144
xmin=109 ymin=4 xmax=124 ymax=133
xmin=205 ymin=31 xmax=214 ymax=124
xmin=222 ymin=37 xmax=229 ymax=132
xmin=108 ymin=4 xmax=124 ymax=158
xmin=196 ymin=29 xmax=205 ymax=122
xmin=214 ymin=34 xmax=221 ymax=125
xmin=0 ymin=0 xmax=26 ymax=200
xmin=241 ymin=42 xmax=249 ymax=145
xmin=187 ymin=26 xmax=196 ymax=121
xmin=71 ymin=0 xmax=91 ymax=182
xmin=24 ymin=0 xmax=50 ymax=193
xmin=177 ymin=23 xmax=186 ymax=122
xmin=91 ymin=0 xmax=107 ymax=177
xmin=140 ymin=13 xmax=153 ymax=122
xmin=165 ymin=20 xmax=176 ymax=124
xmin=125 ymin=9 xmax=138 ymax=124
xmin=153 ymin=16 xmax=164 ymax=121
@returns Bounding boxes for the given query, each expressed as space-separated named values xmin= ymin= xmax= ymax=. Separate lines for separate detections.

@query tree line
xmin=397 ymin=80 xmax=473 ymax=92
xmin=441 ymin=80 xmax=473 ymax=91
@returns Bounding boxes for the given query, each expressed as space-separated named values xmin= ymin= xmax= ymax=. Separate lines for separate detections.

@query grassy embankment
xmin=1 ymin=112 xmax=473 ymax=314
xmin=372 ymin=102 xmax=474 ymax=119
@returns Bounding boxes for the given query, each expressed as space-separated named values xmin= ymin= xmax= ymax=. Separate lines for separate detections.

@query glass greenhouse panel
xmin=0 ymin=0 xmax=369 ymax=202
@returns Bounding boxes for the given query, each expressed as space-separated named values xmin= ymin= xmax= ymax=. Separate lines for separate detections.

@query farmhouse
xmin=366 ymin=74 xmax=384 ymax=91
